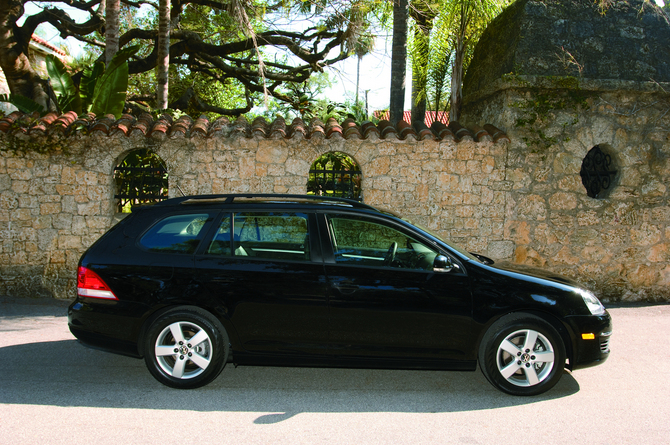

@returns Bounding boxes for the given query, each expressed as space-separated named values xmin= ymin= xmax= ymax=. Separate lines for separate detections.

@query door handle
xmin=332 ymin=281 xmax=359 ymax=294
xmin=212 ymin=277 xmax=236 ymax=283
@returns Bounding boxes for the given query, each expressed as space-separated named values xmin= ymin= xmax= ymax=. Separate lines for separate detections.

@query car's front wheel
xmin=478 ymin=313 xmax=566 ymax=396
xmin=143 ymin=307 xmax=229 ymax=389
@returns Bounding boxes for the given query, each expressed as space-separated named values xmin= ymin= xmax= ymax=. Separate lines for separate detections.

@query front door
xmin=321 ymin=213 xmax=474 ymax=364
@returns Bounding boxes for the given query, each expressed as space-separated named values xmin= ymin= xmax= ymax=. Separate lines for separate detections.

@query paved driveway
xmin=1 ymin=297 xmax=668 ymax=444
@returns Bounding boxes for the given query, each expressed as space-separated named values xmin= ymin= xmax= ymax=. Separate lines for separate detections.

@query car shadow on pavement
xmin=0 ymin=338 xmax=580 ymax=421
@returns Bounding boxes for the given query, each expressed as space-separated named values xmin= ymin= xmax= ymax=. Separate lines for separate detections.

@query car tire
xmin=478 ymin=313 xmax=566 ymax=396
xmin=143 ymin=306 xmax=229 ymax=389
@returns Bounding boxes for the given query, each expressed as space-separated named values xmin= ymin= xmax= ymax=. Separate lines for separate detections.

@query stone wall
xmin=456 ymin=0 xmax=670 ymax=302
xmin=462 ymin=76 xmax=670 ymax=302
xmin=0 ymin=117 xmax=509 ymax=300
xmin=2 ymin=98 xmax=669 ymax=302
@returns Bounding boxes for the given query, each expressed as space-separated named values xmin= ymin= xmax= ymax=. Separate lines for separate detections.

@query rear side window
xmin=140 ymin=213 xmax=212 ymax=254
xmin=231 ymin=212 xmax=310 ymax=261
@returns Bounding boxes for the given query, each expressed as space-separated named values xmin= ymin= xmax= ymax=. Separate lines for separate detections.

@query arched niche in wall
xmin=306 ymin=151 xmax=362 ymax=201
xmin=114 ymin=148 xmax=169 ymax=213
xmin=579 ymin=144 xmax=619 ymax=199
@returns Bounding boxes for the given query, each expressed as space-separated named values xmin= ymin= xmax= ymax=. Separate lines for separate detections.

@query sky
xmin=324 ymin=31 xmax=398 ymax=112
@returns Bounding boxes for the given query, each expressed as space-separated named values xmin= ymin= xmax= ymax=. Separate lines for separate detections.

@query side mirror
xmin=433 ymin=255 xmax=457 ymax=273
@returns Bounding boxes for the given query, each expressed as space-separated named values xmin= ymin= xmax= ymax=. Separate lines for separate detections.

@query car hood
xmin=490 ymin=261 xmax=583 ymax=288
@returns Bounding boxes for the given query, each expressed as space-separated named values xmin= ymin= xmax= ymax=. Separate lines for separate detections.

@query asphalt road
xmin=1 ymin=297 xmax=668 ymax=445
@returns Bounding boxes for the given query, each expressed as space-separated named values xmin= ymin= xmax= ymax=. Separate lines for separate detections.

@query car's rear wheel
xmin=478 ymin=313 xmax=566 ymax=396
xmin=143 ymin=307 xmax=229 ymax=389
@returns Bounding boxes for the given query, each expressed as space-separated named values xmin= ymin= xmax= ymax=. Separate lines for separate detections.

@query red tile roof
xmin=375 ymin=111 xmax=449 ymax=127
xmin=0 ymin=111 xmax=509 ymax=143
xmin=30 ymin=34 xmax=68 ymax=58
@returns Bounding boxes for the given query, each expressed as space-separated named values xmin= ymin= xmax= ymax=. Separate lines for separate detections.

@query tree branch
xmin=169 ymin=86 xmax=253 ymax=115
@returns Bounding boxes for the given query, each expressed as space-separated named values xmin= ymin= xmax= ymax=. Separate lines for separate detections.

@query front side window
xmin=327 ymin=215 xmax=438 ymax=270
xmin=140 ymin=213 xmax=212 ymax=254
xmin=231 ymin=212 xmax=310 ymax=261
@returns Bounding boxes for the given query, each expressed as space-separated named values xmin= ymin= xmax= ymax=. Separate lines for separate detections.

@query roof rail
xmin=173 ymin=193 xmax=376 ymax=209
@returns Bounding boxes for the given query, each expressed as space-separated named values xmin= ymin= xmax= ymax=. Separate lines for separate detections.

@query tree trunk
xmin=0 ymin=0 xmax=55 ymax=112
xmin=355 ymin=55 xmax=360 ymax=106
xmin=449 ymin=28 xmax=466 ymax=122
xmin=105 ymin=0 xmax=120 ymax=66
xmin=389 ymin=0 xmax=408 ymax=125
xmin=410 ymin=13 xmax=432 ymax=124
xmin=157 ymin=0 xmax=170 ymax=109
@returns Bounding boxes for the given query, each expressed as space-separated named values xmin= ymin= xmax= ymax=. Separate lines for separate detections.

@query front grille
xmin=599 ymin=332 xmax=612 ymax=353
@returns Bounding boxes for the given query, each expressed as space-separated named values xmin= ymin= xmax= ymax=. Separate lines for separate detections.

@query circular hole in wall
xmin=579 ymin=144 xmax=618 ymax=199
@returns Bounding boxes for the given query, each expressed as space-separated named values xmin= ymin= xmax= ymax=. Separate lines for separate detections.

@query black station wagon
xmin=68 ymin=194 xmax=611 ymax=395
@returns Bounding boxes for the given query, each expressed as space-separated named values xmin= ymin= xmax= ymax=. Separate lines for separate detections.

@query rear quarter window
xmin=139 ymin=213 xmax=212 ymax=254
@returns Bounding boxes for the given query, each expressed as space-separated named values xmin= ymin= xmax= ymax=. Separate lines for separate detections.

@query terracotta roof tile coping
xmin=0 ymin=111 xmax=508 ymax=143
xmin=31 ymin=34 xmax=68 ymax=57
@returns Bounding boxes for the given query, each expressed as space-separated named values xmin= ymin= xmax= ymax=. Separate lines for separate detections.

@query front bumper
xmin=564 ymin=312 xmax=612 ymax=370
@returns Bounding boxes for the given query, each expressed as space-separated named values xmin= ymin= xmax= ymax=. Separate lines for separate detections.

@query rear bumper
xmin=564 ymin=312 xmax=612 ymax=370
xmin=68 ymin=298 xmax=147 ymax=358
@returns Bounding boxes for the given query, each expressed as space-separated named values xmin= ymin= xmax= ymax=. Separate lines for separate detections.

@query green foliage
xmin=45 ymin=45 xmax=139 ymax=118
xmin=126 ymin=0 xmax=382 ymax=115
xmin=46 ymin=56 xmax=82 ymax=113
xmin=90 ymin=47 xmax=139 ymax=117
xmin=114 ymin=148 xmax=169 ymax=213
xmin=426 ymin=13 xmax=454 ymax=113
xmin=81 ymin=62 xmax=106 ymax=111
xmin=0 ymin=94 xmax=44 ymax=114
xmin=251 ymin=71 xmax=334 ymax=120
xmin=407 ymin=0 xmax=512 ymax=118
xmin=9 ymin=0 xmax=386 ymax=118
xmin=304 ymin=100 xmax=349 ymax=122
xmin=511 ymin=78 xmax=592 ymax=150
xmin=342 ymin=100 xmax=379 ymax=124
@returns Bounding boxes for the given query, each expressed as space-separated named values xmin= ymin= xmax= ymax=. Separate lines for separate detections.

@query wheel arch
xmin=475 ymin=309 xmax=576 ymax=370
xmin=137 ymin=304 xmax=235 ymax=358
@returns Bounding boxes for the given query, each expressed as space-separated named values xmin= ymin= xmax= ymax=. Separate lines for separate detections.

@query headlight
xmin=579 ymin=289 xmax=606 ymax=316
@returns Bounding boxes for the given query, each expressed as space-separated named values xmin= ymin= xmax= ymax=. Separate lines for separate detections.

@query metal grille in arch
xmin=307 ymin=152 xmax=362 ymax=201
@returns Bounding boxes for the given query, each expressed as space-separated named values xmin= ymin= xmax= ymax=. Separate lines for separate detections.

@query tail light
xmin=77 ymin=266 xmax=118 ymax=300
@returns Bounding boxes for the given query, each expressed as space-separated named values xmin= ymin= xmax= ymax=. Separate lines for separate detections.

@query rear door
xmin=194 ymin=211 xmax=330 ymax=359
xmin=320 ymin=212 xmax=475 ymax=364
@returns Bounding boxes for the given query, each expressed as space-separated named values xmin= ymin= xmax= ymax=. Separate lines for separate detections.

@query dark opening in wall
xmin=580 ymin=145 xmax=618 ymax=199
xmin=114 ymin=149 xmax=169 ymax=212
xmin=307 ymin=152 xmax=362 ymax=201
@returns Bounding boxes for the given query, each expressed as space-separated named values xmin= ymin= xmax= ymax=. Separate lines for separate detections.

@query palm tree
xmin=410 ymin=0 xmax=437 ymax=124
xmin=157 ymin=0 xmax=170 ymax=109
xmin=444 ymin=0 xmax=509 ymax=121
xmin=400 ymin=0 xmax=508 ymax=124
xmin=389 ymin=0 xmax=409 ymax=124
